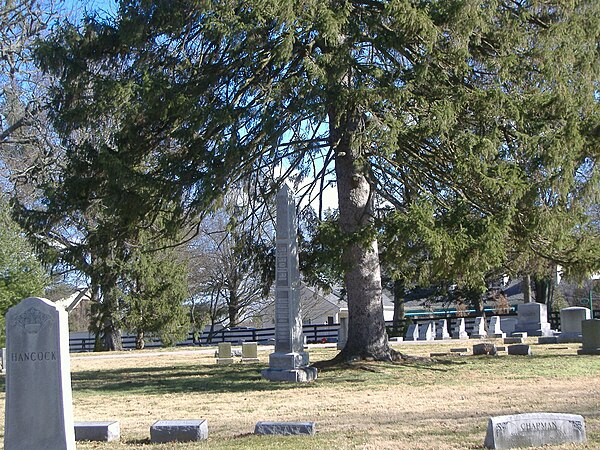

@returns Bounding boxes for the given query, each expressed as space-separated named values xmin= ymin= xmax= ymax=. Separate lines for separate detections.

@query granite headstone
xmin=4 ymin=297 xmax=76 ymax=450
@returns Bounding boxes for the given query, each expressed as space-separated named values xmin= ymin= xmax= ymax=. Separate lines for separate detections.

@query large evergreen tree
xmin=31 ymin=0 xmax=599 ymax=362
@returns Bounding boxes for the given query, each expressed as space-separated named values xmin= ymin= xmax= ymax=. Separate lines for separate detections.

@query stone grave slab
xmin=241 ymin=342 xmax=260 ymax=363
xmin=514 ymin=303 xmax=553 ymax=337
xmin=419 ymin=321 xmax=435 ymax=341
xmin=405 ymin=323 xmax=419 ymax=341
xmin=487 ymin=316 xmax=506 ymax=339
xmin=74 ymin=421 xmax=120 ymax=442
xmin=4 ymin=297 xmax=76 ymax=450
xmin=452 ymin=318 xmax=469 ymax=339
xmin=504 ymin=337 xmax=524 ymax=345
xmin=150 ymin=420 xmax=208 ymax=443
xmin=507 ymin=344 xmax=531 ymax=356
xmin=538 ymin=336 xmax=559 ymax=344
xmin=473 ymin=343 xmax=497 ymax=356
xmin=484 ymin=413 xmax=586 ymax=449
xmin=254 ymin=421 xmax=316 ymax=436
xmin=471 ymin=317 xmax=486 ymax=339
xmin=578 ymin=319 xmax=600 ymax=355
xmin=217 ymin=342 xmax=234 ymax=364
xmin=435 ymin=319 xmax=451 ymax=340
xmin=559 ymin=307 xmax=591 ymax=343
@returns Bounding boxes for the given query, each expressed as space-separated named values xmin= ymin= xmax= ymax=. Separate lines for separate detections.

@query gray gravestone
xmin=578 ymin=319 xmax=600 ymax=355
xmin=484 ymin=413 xmax=586 ymax=449
xmin=150 ymin=420 xmax=208 ymax=443
xmin=419 ymin=321 xmax=435 ymax=341
xmin=4 ymin=297 xmax=76 ymax=450
xmin=74 ymin=421 xmax=120 ymax=442
xmin=471 ymin=316 xmax=486 ymax=339
xmin=254 ymin=421 xmax=316 ymax=435
xmin=507 ymin=344 xmax=531 ymax=356
xmin=452 ymin=318 xmax=469 ymax=339
xmin=559 ymin=307 xmax=591 ymax=343
xmin=241 ymin=342 xmax=260 ymax=363
xmin=217 ymin=342 xmax=234 ymax=364
xmin=261 ymin=184 xmax=317 ymax=382
xmin=473 ymin=343 xmax=497 ymax=356
xmin=514 ymin=303 xmax=553 ymax=337
xmin=405 ymin=322 xmax=419 ymax=341
xmin=487 ymin=316 xmax=506 ymax=339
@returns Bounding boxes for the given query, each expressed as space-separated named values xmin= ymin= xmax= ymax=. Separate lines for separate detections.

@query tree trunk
xmin=103 ymin=319 xmax=123 ymax=351
xmin=391 ymin=279 xmax=406 ymax=336
xmin=522 ymin=274 xmax=532 ymax=303
xmin=136 ymin=329 xmax=145 ymax=350
xmin=228 ymin=291 xmax=239 ymax=327
xmin=330 ymin=107 xmax=398 ymax=362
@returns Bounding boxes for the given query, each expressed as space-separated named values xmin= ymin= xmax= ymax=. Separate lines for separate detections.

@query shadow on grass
xmin=71 ymin=364 xmax=316 ymax=396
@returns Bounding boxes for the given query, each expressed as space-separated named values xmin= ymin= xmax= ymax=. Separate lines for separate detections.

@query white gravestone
xmin=4 ymin=297 xmax=76 ymax=450
xmin=514 ymin=302 xmax=553 ymax=337
xmin=418 ymin=321 xmax=435 ymax=341
xmin=471 ymin=316 xmax=486 ymax=339
xmin=261 ymin=184 xmax=317 ymax=382
xmin=435 ymin=319 xmax=451 ymax=340
xmin=578 ymin=319 xmax=600 ymax=355
xmin=484 ymin=413 xmax=586 ymax=449
xmin=452 ymin=318 xmax=469 ymax=339
xmin=559 ymin=307 xmax=591 ymax=343
xmin=487 ymin=316 xmax=506 ymax=339
xmin=405 ymin=322 xmax=419 ymax=341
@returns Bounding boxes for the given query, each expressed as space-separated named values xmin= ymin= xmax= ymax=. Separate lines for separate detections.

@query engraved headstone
xmin=514 ymin=302 xmax=553 ymax=337
xmin=4 ymin=297 xmax=76 ymax=450
xmin=578 ymin=319 xmax=600 ymax=355
xmin=435 ymin=319 xmax=451 ymax=340
xmin=452 ymin=318 xmax=469 ymax=339
xmin=471 ymin=316 xmax=486 ymax=339
xmin=487 ymin=316 xmax=506 ymax=339
xmin=261 ymin=184 xmax=317 ymax=382
xmin=559 ymin=307 xmax=591 ymax=343
xmin=405 ymin=322 xmax=419 ymax=341
xmin=484 ymin=413 xmax=586 ymax=449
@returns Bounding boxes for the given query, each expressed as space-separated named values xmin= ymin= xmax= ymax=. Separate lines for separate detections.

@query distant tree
xmin=121 ymin=235 xmax=190 ymax=349
xmin=187 ymin=191 xmax=274 ymax=330
xmin=0 ymin=194 xmax=48 ymax=344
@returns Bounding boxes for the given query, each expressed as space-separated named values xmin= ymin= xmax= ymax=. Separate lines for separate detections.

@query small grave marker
xmin=150 ymin=420 xmax=208 ymax=443
xmin=254 ymin=421 xmax=316 ymax=436
xmin=74 ymin=421 xmax=120 ymax=442
xmin=507 ymin=344 xmax=531 ymax=356
xmin=242 ymin=342 xmax=260 ymax=363
xmin=484 ymin=413 xmax=586 ymax=449
xmin=217 ymin=342 xmax=234 ymax=364
xmin=473 ymin=343 xmax=497 ymax=356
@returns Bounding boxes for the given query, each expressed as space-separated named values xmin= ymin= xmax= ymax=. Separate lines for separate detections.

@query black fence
xmin=69 ymin=309 xmax=600 ymax=353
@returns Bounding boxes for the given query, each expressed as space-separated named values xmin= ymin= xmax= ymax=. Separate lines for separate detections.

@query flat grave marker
xmin=484 ymin=413 xmax=586 ymax=449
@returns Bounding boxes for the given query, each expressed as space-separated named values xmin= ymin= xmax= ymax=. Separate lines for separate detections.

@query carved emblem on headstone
xmin=13 ymin=307 xmax=50 ymax=334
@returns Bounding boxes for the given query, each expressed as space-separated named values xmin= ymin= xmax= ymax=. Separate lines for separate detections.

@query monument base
xmin=261 ymin=366 xmax=318 ymax=383
xmin=514 ymin=323 xmax=553 ymax=337
xmin=558 ymin=333 xmax=583 ymax=343
xmin=487 ymin=333 xmax=506 ymax=339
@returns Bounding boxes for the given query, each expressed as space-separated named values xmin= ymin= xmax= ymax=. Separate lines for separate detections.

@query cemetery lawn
xmin=0 ymin=341 xmax=599 ymax=449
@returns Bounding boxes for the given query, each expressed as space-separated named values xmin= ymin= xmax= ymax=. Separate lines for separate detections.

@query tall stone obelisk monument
xmin=261 ymin=183 xmax=317 ymax=382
